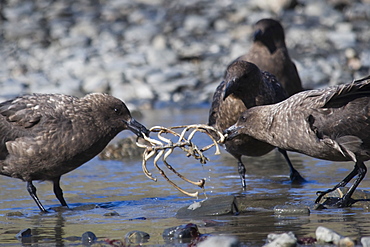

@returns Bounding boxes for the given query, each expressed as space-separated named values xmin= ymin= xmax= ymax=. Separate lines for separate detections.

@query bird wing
xmin=0 ymin=94 xmax=78 ymax=159
xmin=208 ymin=81 xmax=246 ymax=131
xmin=208 ymin=81 xmax=225 ymax=127
xmin=306 ymin=76 xmax=370 ymax=160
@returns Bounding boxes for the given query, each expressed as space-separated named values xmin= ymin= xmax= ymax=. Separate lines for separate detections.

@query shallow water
xmin=1 ymin=107 xmax=370 ymax=246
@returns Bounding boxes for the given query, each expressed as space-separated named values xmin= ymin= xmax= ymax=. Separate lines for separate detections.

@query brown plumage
xmin=0 ymin=93 xmax=149 ymax=212
xmin=237 ymin=18 xmax=303 ymax=96
xmin=225 ymin=75 xmax=370 ymax=207
xmin=208 ymin=60 xmax=304 ymax=188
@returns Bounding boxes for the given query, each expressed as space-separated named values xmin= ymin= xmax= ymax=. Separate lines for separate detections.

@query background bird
xmin=0 ymin=93 xmax=149 ymax=212
xmin=224 ymin=75 xmax=370 ymax=207
xmin=208 ymin=60 xmax=304 ymax=188
xmin=237 ymin=18 xmax=303 ymax=96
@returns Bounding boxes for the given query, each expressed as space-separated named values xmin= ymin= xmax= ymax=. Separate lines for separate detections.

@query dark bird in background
xmin=208 ymin=60 xmax=304 ymax=188
xmin=237 ymin=18 xmax=303 ymax=96
xmin=0 ymin=93 xmax=149 ymax=212
xmin=224 ymin=75 xmax=370 ymax=207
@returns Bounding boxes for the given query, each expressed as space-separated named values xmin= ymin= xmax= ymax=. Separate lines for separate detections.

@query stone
xmin=273 ymin=205 xmax=310 ymax=215
xmin=163 ymin=223 xmax=200 ymax=244
xmin=146 ymin=49 xmax=178 ymax=67
xmin=264 ymin=232 xmax=297 ymax=247
xmin=103 ymin=211 xmax=120 ymax=216
xmin=197 ymin=235 xmax=240 ymax=247
xmin=81 ymin=231 xmax=97 ymax=245
xmin=15 ymin=228 xmax=32 ymax=239
xmin=5 ymin=211 xmax=24 ymax=217
xmin=315 ymin=226 xmax=342 ymax=244
xmin=99 ymin=136 xmax=143 ymax=160
xmin=176 ymin=196 xmax=237 ymax=217
xmin=183 ymin=15 xmax=209 ymax=34
xmin=361 ymin=237 xmax=370 ymax=247
xmin=124 ymin=230 xmax=150 ymax=244
xmin=339 ymin=237 xmax=355 ymax=247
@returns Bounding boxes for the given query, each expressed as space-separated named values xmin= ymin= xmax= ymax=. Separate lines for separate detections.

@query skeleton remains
xmin=136 ymin=124 xmax=225 ymax=197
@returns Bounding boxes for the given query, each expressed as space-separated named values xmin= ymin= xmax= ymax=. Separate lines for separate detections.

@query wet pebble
xmin=361 ymin=236 xmax=370 ymax=247
xmin=81 ymin=231 xmax=97 ymax=245
xmin=124 ymin=230 xmax=150 ymax=244
xmin=6 ymin=211 xmax=24 ymax=217
xmin=197 ymin=235 xmax=240 ymax=247
xmin=103 ymin=210 xmax=120 ymax=216
xmin=176 ymin=195 xmax=238 ymax=217
xmin=315 ymin=226 xmax=355 ymax=246
xmin=264 ymin=232 xmax=297 ymax=247
xmin=273 ymin=204 xmax=310 ymax=215
xmin=15 ymin=228 xmax=32 ymax=239
xmin=162 ymin=223 xmax=200 ymax=244
xmin=99 ymin=136 xmax=143 ymax=160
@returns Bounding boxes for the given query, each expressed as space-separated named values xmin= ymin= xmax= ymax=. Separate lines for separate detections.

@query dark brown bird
xmin=0 ymin=93 xmax=149 ymax=212
xmin=237 ymin=18 xmax=303 ymax=96
xmin=208 ymin=60 xmax=304 ymax=188
xmin=224 ymin=75 xmax=370 ymax=207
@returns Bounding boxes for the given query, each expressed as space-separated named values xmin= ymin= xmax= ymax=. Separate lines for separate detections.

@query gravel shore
xmin=1 ymin=0 xmax=370 ymax=110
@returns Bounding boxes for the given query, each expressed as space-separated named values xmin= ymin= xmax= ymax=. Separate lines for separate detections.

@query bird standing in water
xmin=224 ymin=76 xmax=370 ymax=207
xmin=209 ymin=60 xmax=304 ymax=188
xmin=0 ymin=93 xmax=149 ymax=212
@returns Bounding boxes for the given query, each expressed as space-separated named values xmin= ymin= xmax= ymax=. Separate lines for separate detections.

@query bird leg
xmin=52 ymin=176 xmax=68 ymax=208
xmin=336 ymin=161 xmax=367 ymax=207
xmin=237 ymin=159 xmax=247 ymax=188
xmin=278 ymin=148 xmax=306 ymax=184
xmin=315 ymin=161 xmax=366 ymax=206
xmin=27 ymin=181 xmax=47 ymax=213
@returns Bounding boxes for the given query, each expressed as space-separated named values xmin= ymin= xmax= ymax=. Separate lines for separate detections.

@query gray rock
xmin=162 ymin=223 xmax=200 ymax=244
xmin=198 ymin=235 xmax=240 ymax=247
xmin=146 ymin=49 xmax=178 ymax=67
xmin=124 ymin=24 xmax=158 ymax=43
xmin=264 ymin=232 xmax=297 ymax=247
xmin=125 ymin=230 xmax=150 ymax=244
xmin=360 ymin=50 xmax=370 ymax=68
xmin=183 ymin=15 xmax=209 ymax=34
xmin=315 ymin=226 xmax=342 ymax=244
xmin=103 ymin=210 xmax=120 ymax=216
xmin=81 ymin=231 xmax=97 ymax=245
xmin=273 ymin=205 xmax=310 ymax=215
xmin=251 ymin=0 xmax=298 ymax=14
xmin=328 ymin=23 xmax=356 ymax=49
xmin=361 ymin=237 xmax=370 ymax=247
xmin=15 ymin=228 xmax=32 ymax=239
xmin=176 ymin=195 xmax=238 ymax=217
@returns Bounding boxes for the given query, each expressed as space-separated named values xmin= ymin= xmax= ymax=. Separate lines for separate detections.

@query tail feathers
xmin=337 ymin=135 xmax=363 ymax=162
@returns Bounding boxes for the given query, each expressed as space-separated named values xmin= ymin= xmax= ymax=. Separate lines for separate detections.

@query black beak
xmin=125 ymin=118 xmax=149 ymax=138
xmin=253 ymin=29 xmax=263 ymax=42
xmin=223 ymin=125 xmax=241 ymax=141
xmin=223 ymin=80 xmax=236 ymax=100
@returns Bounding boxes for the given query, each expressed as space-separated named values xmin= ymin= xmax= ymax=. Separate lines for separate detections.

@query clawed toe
xmin=316 ymin=197 xmax=355 ymax=208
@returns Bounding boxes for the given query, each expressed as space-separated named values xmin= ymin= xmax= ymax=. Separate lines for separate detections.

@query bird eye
xmin=240 ymin=116 xmax=246 ymax=122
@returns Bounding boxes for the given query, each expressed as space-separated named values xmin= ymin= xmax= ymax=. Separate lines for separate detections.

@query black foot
xmin=315 ymin=189 xmax=336 ymax=204
xmin=316 ymin=197 xmax=356 ymax=208
xmin=290 ymin=169 xmax=307 ymax=184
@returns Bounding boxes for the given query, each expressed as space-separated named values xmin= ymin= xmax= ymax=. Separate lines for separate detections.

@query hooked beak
xmin=223 ymin=80 xmax=236 ymax=100
xmin=253 ymin=29 xmax=263 ymax=42
xmin=223 ymin=125 xmax=241 ymax=141
xmin=125 ymin=118 xmax=150 ymax=138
